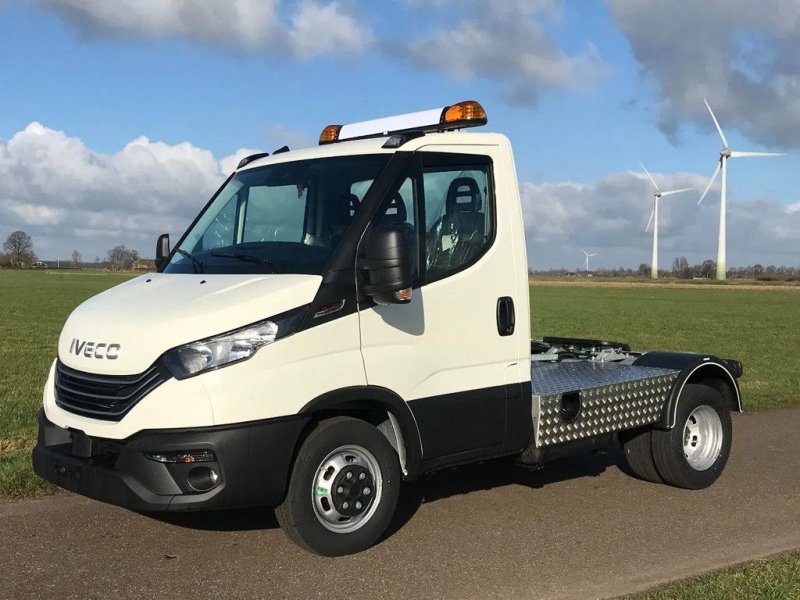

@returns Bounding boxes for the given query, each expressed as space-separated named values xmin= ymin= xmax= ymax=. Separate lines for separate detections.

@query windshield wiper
xmin=210 ymin=251 xmax=275 ymax=270
xmin=175 ymin=248 xmax=203 ymax=273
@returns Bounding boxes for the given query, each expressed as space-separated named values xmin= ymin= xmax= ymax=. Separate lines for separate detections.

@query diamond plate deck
xmin=532 ymin=361 xmax=677 ymax=396
xmin=531 ymin=361 xmax=679 ymax=447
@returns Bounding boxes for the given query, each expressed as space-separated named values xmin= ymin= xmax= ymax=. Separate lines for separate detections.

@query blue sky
xmin=0 ymin=1 xmax=798 ymax=269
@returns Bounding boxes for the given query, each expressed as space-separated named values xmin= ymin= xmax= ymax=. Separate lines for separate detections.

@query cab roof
xmin=238 ymin=130 xmax=509 ymax=172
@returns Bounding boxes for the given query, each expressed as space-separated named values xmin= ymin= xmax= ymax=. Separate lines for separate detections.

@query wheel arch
xmin=299 ymin=386 xmax=423 ymax=478
xmin=634 ymin=352 xmax=742 ymax=429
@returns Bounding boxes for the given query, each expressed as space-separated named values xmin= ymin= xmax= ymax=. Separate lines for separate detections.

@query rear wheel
xmin=621 ymin=427 xmax=663 ymax=483
xmin=651 ymin=384 xmax=732 ymax=489
xmin=275 ymin=416 xmax=400 ymax=556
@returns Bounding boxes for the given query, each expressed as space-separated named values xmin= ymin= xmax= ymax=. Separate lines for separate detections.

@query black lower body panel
xmin=32 ymin=410 xmax=309 ymax=511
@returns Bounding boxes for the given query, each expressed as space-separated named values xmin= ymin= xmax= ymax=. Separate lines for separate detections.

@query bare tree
xmin=107 ymin=245 xmax=137 ymax=271
xmin=3 ymin=230 xmax=35 ymax=267
xmin=672 ymin=256 xmax=690 ymax=279
xmin=71 ymin=249 xmax=82 ymax=269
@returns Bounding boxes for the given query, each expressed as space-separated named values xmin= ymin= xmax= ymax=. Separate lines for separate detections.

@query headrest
xmin=446 ymin=177 xmax=481 ymax=214
xmin=381 ymin=192 xmax=407 ymax=223
xmin=339 ymin=192 xmax=360 ymax=217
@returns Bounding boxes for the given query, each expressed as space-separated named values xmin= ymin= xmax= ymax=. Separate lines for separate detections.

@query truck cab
xmin=33 ymin=101 xmax=742 ymax=556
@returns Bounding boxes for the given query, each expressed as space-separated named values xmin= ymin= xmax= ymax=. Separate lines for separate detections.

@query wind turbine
xmin=581 ymin=248 xmax=597 ymax=272
xmin=641 ymin=162 xmax=691 ymax=279
xmin=698 ymin=99 xmax=784 ymax=280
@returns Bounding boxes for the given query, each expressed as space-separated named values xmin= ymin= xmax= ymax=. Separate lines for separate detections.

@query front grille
xmin=55 ymin=360 xmax=170 ymax=421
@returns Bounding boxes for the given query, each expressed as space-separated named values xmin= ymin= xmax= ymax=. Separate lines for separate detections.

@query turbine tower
xmin=641 ymin=162 xmax=691 ymax=279
xmin=581 ymin=248 xmax=597 ymax=272
xmin=698 ymin=99 xmax=784 ymax=280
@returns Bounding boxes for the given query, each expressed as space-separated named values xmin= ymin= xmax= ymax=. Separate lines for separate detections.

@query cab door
xmin=357 ymin=148 xmax=523 ymax=464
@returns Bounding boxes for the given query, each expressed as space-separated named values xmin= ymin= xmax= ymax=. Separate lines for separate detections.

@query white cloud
xmin=288 ymin=1 xmax=371 ymax=58
xmin=398 ymin=0 xmax=607 ymax=105
xmin=0 ymin=122 xmax=239 ymax=259
xmin=520 ymin=170 xmax=800 ymax=269
xmin=40 ymin=0 xmax=369 ymax=58
xmin=2 ymin=123 xmax=797 ymax=267
xmin=608 ymin=0 xmax=800 ymax=147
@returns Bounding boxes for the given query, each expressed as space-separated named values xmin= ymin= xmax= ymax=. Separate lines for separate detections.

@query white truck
xmin=33 ymin=101 xmax=742 ymax=556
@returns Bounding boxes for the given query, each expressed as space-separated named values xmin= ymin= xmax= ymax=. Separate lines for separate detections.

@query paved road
xmin=2 ymin=409 xmax=799 ymax=600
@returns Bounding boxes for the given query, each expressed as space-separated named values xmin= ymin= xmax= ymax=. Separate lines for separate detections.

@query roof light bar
xmin=319 ymin=100 xmax=487 ymax=145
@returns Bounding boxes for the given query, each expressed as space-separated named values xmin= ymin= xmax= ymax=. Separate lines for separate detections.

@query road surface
xmin=2 ymin=409 xmax=799 ymax=600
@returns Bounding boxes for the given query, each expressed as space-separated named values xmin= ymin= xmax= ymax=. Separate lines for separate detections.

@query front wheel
xmin=651 ymin=384 xmax=732 ymax=489
xmin=275 ymin=416 xmax=401 ymax=556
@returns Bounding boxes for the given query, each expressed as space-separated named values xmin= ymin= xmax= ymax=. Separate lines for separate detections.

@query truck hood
xmin=58 ymin=273 xmax=322 ymax=375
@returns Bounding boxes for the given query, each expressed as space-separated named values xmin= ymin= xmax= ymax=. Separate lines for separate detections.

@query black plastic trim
xmin=409 ymin=383 xmax=513 ymax=463
xmin=237 ymin=152 xmax=269 ymax=169
xmin=33 ymin=410 xmax=309 ymax=511
xmin=299 ymin=386 xmax=423 ymax=477
xmin=54 ymin=360 xmax=170 ymax=421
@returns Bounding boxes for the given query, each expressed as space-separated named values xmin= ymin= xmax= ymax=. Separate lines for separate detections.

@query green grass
xmin=0 ymin=274 xmax=798 ymax=500
xmin=0 ymin=270 xmax=134 ymax=499
xmin=630 ymin=553 xmax=800 ymax=599
xmin=530 ymin=283 xmax=800 ymax=411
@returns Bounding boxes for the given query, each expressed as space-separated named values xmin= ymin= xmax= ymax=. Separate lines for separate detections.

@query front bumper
xmin=32 ymin=410 xmax=309 ymax=511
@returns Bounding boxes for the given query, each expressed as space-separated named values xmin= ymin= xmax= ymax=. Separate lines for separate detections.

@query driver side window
xmin=421 ymin=158 xmax=493 ymax=283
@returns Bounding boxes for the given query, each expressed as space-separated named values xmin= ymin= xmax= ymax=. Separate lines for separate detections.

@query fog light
xmin=145 ymin=450 xmax=216 ymax=463
xmin=187 ymin=466 xmax=220 ymax=491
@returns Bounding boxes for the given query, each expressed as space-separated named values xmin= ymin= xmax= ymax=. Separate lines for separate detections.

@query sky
xmin=0 ymin=0 xmax=798 ymax=270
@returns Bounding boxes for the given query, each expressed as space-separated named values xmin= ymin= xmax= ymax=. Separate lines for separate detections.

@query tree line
xmin=1 ymin=230 xmax=147 ymax=271
xmin=531 ymin=256 xmax=800 ymax=281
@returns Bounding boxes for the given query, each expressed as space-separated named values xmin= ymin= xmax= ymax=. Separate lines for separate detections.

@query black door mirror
xmin=155 ymin=233 xmax=170 ymax=270
xmin=359 ymin=226 xmax=412 ymax=305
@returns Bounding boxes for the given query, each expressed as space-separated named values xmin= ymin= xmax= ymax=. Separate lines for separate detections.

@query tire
xmin=651 ymin=384 xmax=732 ymax=490
xmin=275 ymin=416 xmax=401 ymax=556
xmin=621 ymin=427 xmax=663 ymax=483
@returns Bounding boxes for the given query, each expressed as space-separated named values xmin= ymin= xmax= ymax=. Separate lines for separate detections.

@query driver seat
xmin=429 ymin=177 xmax=485 ymax=271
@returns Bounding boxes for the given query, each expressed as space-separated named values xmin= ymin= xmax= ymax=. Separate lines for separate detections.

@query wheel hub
xmin=331 ymin=466 xmax=374 ymax=516
xmin=682 ymin=404 xmax=723 ymax=471
xmin=311 ymin=444 xmax=383 ymax=533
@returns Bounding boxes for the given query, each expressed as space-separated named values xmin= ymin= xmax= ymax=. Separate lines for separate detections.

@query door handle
xmin=496 ymin=296 xmax=515 ymax=336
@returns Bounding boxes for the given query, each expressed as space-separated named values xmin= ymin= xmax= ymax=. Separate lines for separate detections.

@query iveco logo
xmin=69 ymin=338 xmax=121 ymax=360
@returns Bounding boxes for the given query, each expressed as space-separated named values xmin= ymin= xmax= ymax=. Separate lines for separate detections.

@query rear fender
xmin=634 ymin=352 xmax=742 ymax=429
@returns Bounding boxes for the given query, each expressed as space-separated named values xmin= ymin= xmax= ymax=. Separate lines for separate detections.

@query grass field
xmin=1 ymin=271 xmax=799 ymax=500
xmin=629 ymin=552 xmax=800 ymax=599
xmin=0 ymin=270 xmax=134 ymax=498
xmin=530 ymin=281 xmax=800 ymax=412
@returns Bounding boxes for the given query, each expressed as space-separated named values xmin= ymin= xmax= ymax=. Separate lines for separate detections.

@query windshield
xmin=164 ymin=154 xmax=391 ymax=274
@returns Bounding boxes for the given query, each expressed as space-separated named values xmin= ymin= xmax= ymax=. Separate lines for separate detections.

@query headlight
xmin=162 ymin=307 xmax=305 ymax=379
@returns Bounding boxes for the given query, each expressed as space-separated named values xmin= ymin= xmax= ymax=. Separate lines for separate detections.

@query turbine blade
xmin=730 ymin=150 xmax=785 ymax=158
xmin=639 ymin=162 xmax=659 ymax=191
xmin=660 ymin=187 xmax=693 ymax=197
xmin=697 ymin=160 xmax=721 ymax=205
xmin=646 ymin=207 xmax=655 ymax=232
xmin=704 ymin=99 xmax=729 ymax=148
xmin=589 ymin=253 xmax=598 ymax=257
